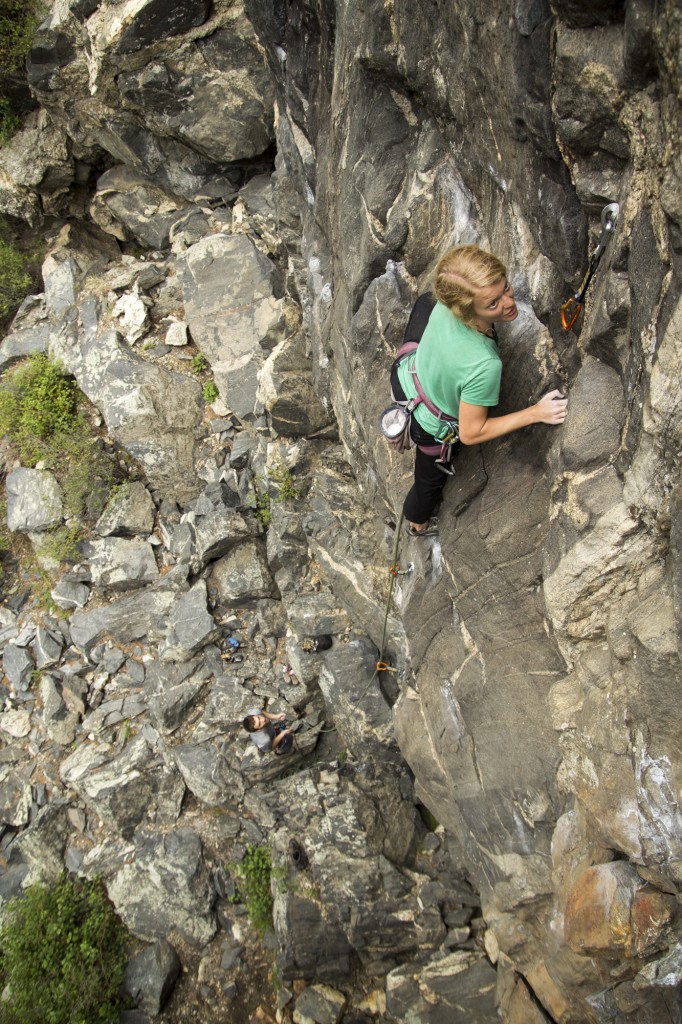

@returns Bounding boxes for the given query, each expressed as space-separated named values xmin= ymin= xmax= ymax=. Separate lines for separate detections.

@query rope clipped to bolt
xmin=561 ymin=202 xmax=619 ymax=330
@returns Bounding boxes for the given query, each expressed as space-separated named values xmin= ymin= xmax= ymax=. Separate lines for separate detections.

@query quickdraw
xmin=389 ymin=561 xmax=414 ymax=577
xmin=561 ymin=202 xmax=619 ymax=330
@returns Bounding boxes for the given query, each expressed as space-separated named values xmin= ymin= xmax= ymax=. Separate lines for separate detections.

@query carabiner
xmin=561 ymin=202 xmax=619 ymax=331
xmin=561 ymin=296 xmax=582 ymax=331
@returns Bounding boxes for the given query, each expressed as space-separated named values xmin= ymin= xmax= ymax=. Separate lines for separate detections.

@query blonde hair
xmin=433 ymin=245 xmax=507 ymax=328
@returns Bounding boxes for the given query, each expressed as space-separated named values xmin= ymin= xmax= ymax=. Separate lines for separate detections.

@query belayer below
xmin=389 ymin=244 xmax=567 ymax=537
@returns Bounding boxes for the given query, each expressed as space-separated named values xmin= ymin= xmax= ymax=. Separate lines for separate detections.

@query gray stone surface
xmin=105 ymin=827 xmax=216 ymax=947
xmin=2 ymin=644 xmax=35 ymax=691
xmin=158 ymin=580 xmax=220 ymax=662
xmin=91 ymin=166 xmax=191 ymax=248
xmin=32 ymin=626 xmax=63 ymax=669
xmin=386 ymin=952 xmax=499 ymax=1024
xmin=177 ymin=233 xmax=285 ymax=419
xmin=69 ymin=565 xmax=189 ymax=652
xmin=147 ymin=677 xmax=207 ymax=735
xmin=85 ymin=537 xmax=159 ymax=591
xmin=60 ymin=734 xmax=184 ymax=838
xmin=51 ymin=579 xmax=90 ymax=610
xmin=174 ymin=741 xmax=243 ymax=808
xmin=294 ymin=985 xmax=346 ymax=1024
xmin=0 ymin=763 xmax=32 ymax=827
xmin=6 ymin=467 xmax=63 ymax=533
xmin=122 ymin=939 xmax=182 ymax=1015
xmin=208 ymin=539 xmax=277 ymax=605
xmin=0 ymin=299 xmax=51 ymax=367
xmin=46 ymin=267 xmax=203 ymax=504
xmin=94 ymin=482 xmax=156 ymax=539
xmin=0 ymin=0 xmax=678 ymax=1017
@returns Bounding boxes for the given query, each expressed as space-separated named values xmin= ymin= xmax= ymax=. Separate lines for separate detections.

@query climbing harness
xmin=561 ymin=202 xmax=620 ymax=330
xmin=380 ymin=342 xmax=459 ymax=466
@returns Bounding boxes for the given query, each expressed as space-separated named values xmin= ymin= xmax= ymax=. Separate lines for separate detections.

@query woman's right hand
xmin=533 ymin=389 xmax=568 ymax=424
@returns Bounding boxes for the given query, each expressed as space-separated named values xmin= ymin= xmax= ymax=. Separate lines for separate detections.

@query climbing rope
xmin=376 ymin=510 xmax=408 ymax=673
xmin=288 ymin=512 xmax=410 ymax=748
xmin=561 ymin=202 xmax=619 ymax=330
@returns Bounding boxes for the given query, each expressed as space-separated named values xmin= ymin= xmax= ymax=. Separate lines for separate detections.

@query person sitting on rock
xmin=242 ymin=708 xmax=293 ymax=755
xmin=391 ymin=244 xmax=568 ymax=536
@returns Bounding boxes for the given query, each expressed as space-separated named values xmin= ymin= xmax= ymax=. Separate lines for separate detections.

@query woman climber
xmin=390 ymin=244 xmax=568 ymax=536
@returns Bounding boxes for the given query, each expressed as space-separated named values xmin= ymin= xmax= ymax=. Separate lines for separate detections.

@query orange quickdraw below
xmin=561 ymin=202 xmax=619 ymax=331
xmin=376 ymin=660 xmax=398 ymax=673
xmin=561 ymin=295 xmax=583 ymax=330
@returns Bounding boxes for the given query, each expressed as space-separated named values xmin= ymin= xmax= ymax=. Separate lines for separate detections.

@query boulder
xmin=0 ymin=762 xmax=32 ymax=827
xmin=48 ymin=275 xmax=203 ymax=503
xmin=69 ymin=564 xmax=189 ymax=653
xmin=177 ymin=233 xmax=285 ymax=420
xmin=158 ymin=580 xmax=220 ymax=662
xmin=112 ymin=290 xmax=150 ymax=344
xmin=50 ymin=579 xmax=90 ymax=610
xmin=84 ymin=537 xmax=159 ymax=591
xmin=122 ymin=939 xmax=182 ymax=1015
xmin=91 ymin=167 xmax=191 ymax=248
xmin=0 ymin=295 xmax=50 ymax=367
xmin=564 ymin=862 xmax=676 ymax=958
xmin=89 ymin=0 xmax=212 ymax=58
xmin=174 ymin=741 xmax=244 ymax=808
xmin=105 ymin=827 xmax=216 ymax=946
xmin=2 ymin=644 xmax=35 ymax=691
xmin=385 ymin=952 xmax=499 ymax=1024
xmin=60 ymin=734 xmax=185 ymax=838
xmin=257 ymin=333 xmax=329 ymax=437
xmin=0 ymin=110 xmax=73 ymax=224
xmin=116 ymin=18 xmax=274 ymax=162
xmin=32 ymin=626 xmax=63 ymax=669
xmin=12 ymin=802 xmax=71 ymax=882
xmin=294 ymin=985 xmax=347 ymax=1024
xmin=95 ymin=481 xmax=156 ymax=537
xmin=147 ymin=677 xmax=208 ymax=735
xmin=6 ymin=467 xmax=63 ymax=533
xmin=208 ymin=539 xmax=278 ymax=605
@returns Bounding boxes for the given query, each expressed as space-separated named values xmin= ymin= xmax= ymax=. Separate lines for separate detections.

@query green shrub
xmin=191 ymin=352 xmax=208 ymax=373
xmin=0 ymin=355 xmax=116 ymax=562
xmin=202 ymin=380 xmax=219 ymax=403
xmin=0 ymin=354 xmax=77 ymax=460
xmin=233 ymin=845 xmax=273 ymax=935
xmin=0 ymin=0 xmax=46 ymax=145
xmin=254 ymin=488 xmax=271 ymax=527
xmin=0 ymin=97 xmax=20 ymax=144
xmin=270 ymin=464 xmax=298 ymax=502
xmin=0 ymin=875 xmax=128 ymax=1024
xmin=0 ymin=237 xmax=31 ymax=321
xmin=0 ymin=0 xmax=44 ymax=77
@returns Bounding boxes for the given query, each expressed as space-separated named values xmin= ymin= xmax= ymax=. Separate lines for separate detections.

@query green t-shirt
xmin=396 ymin=301 xmax=502 ymax=440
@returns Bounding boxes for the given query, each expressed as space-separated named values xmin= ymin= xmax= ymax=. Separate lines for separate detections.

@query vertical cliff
xmin=0 ymin=0 xmax=680 ymax=1019
xmin=243 ymin=0 xmax=682 ymax=1019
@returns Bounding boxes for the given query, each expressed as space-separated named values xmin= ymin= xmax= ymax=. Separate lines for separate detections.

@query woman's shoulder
xmin=426 ymin=302 xmax=483 ymax=344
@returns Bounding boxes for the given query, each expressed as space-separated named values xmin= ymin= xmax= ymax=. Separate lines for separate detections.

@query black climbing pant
xmin=389 ymin=293 xmax=456 ymax=525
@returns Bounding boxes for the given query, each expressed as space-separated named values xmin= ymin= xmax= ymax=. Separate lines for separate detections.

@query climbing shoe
xmin=406 ymin=517 xmax=439 ymax=537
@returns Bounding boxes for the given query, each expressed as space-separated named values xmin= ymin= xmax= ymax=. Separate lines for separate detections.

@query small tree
xmin=0 ymin=876 xmax=129 ymax=1024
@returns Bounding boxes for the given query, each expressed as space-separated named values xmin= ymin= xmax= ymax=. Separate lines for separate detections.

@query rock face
xmin=0 ymin=0 xmax=680 ymax=1021
xmin=242 ymin=0 xmax=682 ymax=1020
